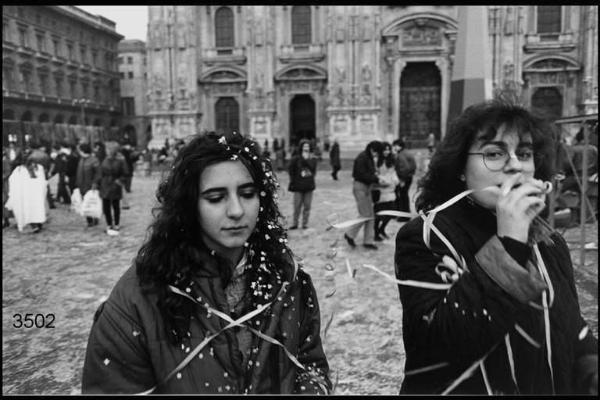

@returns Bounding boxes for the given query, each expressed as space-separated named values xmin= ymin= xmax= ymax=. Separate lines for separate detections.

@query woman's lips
xmin=223 ymin=226 xmax=246 ymax=232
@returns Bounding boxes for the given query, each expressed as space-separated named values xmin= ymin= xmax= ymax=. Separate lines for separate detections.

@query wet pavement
xmin=2 ymin=163 xmax=598 ymax=395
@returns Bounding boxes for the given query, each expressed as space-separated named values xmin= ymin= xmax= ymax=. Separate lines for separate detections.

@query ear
xmin=459 ymin=174 xmax=466 ymax=181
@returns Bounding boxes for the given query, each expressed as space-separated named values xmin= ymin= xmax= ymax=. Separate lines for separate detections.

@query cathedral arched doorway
xmin=289 ymin=94 xmax=315 ymax=148
xmin=215 ymin=97 xmax=239 ymax=135
xmin=122 ymin=124 xmax=137 ymax=146
xmin=531 ymin=87 xmax=562 ymax=121
xmin=399 ymin=62 xmax=441 ymax=144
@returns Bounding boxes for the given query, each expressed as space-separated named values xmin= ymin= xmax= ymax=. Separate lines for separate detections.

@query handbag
xmin=71 ymin=188 xmax=83 ymax=215
xmin=81 ymin=189 xmax=103 ymax=219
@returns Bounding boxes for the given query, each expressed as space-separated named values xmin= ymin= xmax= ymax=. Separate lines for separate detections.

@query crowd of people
xmin=2 ymin=138 xmax=141 ymax=235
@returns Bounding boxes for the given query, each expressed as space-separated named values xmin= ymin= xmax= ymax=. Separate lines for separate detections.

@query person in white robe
xmin=5 ymin=159 xmax=47 ymax=232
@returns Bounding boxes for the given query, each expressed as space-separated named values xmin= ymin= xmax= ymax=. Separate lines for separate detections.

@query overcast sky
xmin=76 ymin=6 xmax=148 ymax=41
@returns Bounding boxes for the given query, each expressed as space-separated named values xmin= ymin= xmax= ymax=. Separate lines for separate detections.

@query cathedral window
xmin=215 ymin=7 xmax=234 ymax=48
xmin=537 ymin=6 xmax=561 ymax=34
xmin=291 ymin=6 xmax=311 ymax=45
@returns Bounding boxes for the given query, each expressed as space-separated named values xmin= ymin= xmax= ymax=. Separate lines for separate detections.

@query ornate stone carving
xmin=255 ymin=19 xmax=264 ymax=44
xmin=334 ymin=86 xmax=345 ymax=107
xmin=503 ymin=61 xmax=514 ymax=80
xmin=360 ymin=83 xmax=372 ymax=106
xmin=504 ymin=6 xmax=514 ymax=35
xmin=336 ymin=66 xmax=346 ymax=83
xmin=336 ymin=16 xmax=345 ymax=41
xmin=176 ymin=24 xmax=187 ymax=48
xmin=403 ymin=25 xmax=442 ymax=46
xmin=361 ymin=64 xmax=372 ymax=82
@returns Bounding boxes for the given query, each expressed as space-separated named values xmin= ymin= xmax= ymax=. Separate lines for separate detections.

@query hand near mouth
xmin=496 ymin=173 xmax=547 ymax=243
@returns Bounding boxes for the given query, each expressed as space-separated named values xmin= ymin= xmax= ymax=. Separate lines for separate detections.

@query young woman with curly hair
xmin=82 ymin=131 xmax=331 ymax=394
xmin=394 ymin=100 xmax=597 ymax=394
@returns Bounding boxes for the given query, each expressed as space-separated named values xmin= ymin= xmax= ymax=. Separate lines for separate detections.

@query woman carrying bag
xmin=75 ymin=143 xmax=101 ymax=228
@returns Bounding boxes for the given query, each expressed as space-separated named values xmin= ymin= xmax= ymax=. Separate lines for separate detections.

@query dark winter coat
xmin=75 ymin=155 xmax=101 ymax=196
xmin=395 ymin=198 xmax=597 ymax=394
xmin=98 ymin=155 xmax=129 ymax=200
xmin=352 ymin=150 xmax=379 ymax=185
xmin=395 ymin=150 xmax=416 ymax=181
xmin=329 ymin=142 xmax=340 ymax=168
xmin=82 ymin=249 xmax=331 ymax=394
xmin=120 ymin=148 xmax=139 ymax=178
xmin=288 ymin=156 xmax=317 ymax=193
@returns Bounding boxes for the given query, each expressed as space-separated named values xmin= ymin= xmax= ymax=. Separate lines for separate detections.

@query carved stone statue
xmin=336 ymin=66 xmax=346 ymax=83
xmin=504 ymin=6 xmax=514 ymax=35
xmin=176 ymin=24 xmax=187 ymax=48
xmin=361 ymin=64 xmax=372 ymax=82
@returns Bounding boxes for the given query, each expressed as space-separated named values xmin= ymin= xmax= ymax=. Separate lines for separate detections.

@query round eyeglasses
xmin=467 ymin=149 xmax=536 ymax=171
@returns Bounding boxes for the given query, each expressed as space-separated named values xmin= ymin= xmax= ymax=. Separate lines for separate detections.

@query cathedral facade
xmin=145 ymin=5 xmax=598 ymax=152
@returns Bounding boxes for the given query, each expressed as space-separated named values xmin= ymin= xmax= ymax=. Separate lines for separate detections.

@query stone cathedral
xmin=145 ymin=5 xmax=598 ymax=152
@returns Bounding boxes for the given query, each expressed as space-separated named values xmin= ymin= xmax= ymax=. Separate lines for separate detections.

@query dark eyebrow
xmin=477 ymin=140 xmax=533 ymax=150
xmin=201 ymin=182 xmax=256 ymax=196
xmin=477 ymin=140 xmax=508 ymax=150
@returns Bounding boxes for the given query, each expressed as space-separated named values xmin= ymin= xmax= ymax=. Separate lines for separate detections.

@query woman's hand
xmin=496 ymin=173 xmax=547 ymax=243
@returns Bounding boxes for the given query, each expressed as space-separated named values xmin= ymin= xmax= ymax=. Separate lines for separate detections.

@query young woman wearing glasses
xmin=394 ymin=100 xmax=597 ymax=394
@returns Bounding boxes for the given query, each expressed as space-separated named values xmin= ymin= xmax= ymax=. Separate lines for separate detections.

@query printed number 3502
xmin=13 ymin=313 xmax=55 ymax=328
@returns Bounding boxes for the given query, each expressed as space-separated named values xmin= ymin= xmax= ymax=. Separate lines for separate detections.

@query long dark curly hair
xmin=416 ymin=99 xmax=557 ymax=212
xmin=135 ymin=131 xmax=293 ymax=344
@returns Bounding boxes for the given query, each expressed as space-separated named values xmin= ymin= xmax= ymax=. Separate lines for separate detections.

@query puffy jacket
xmin=82 ymin=249 xmax=331 ymax=394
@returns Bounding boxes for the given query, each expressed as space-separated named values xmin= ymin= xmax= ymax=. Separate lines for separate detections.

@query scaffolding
xmin=549 ymin=113 xmax=598 ymax=268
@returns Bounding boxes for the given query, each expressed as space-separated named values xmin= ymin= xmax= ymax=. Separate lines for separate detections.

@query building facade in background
xmin=118 ymin=39 xmax=150 ymax=149
xmin=2 ymin=5 xmax=123 ymax=146
xmin=145 ymin=5 xmax=597 ymax=153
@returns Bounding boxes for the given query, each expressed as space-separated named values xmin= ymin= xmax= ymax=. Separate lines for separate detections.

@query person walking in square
xmin=6 ymin=150 xmax=47 ymax=233
xmin=99 ymin=141 xmax=129 ymax=235
xmin=287 ymin=139 xmax=317 ymax=229
xmin=329 ymin=137 xmax=341 ymax=180
xmin=344 ymin=140 xmax=384 ymax=250
xmin=75 ymin=143 xmax=101 ymax=227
